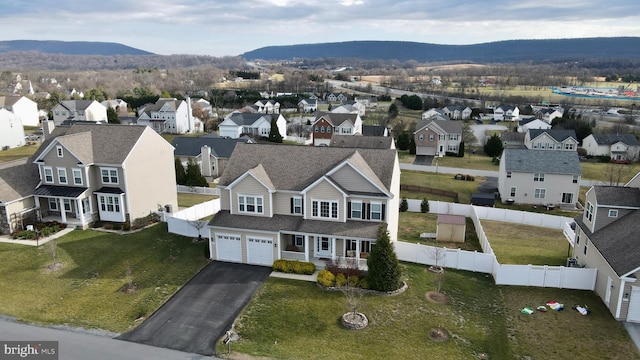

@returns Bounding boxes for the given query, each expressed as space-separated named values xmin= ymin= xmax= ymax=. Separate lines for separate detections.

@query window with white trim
xmin=370 ymin=202 xmax=382 ymax=220
xmin=573 ymin=175 xmax=579 ymax=183
xmin=56 ymin=146 xmax=63 ymax=157
xmin=101 ymin=168 xmax=118 ymax=184
xmin=73 ymin=169 xmax=83 ymax=185
xmin=312 ymin=200 xmax=338 ymax=219
xmin=429 ymin=134 xmax=434 ymax=141
xmin=360 ymin=240 xmax=373 ymax=253
xmin=419 ymin=134 xmax=424 ymax=140
xmin=565 ymin=143 xmax=575 ymax=150
xmin=43 ymin=167 xmax=54 ymax=183
xmin=447 ymin=144 xmax=457 ymax=152
xmin=294 ymin=235 xmax=304 ymax=247
xmin=351 ymin=201 xmax=362 ymax=219
xmin=534 ymin=188 xmax=546 ymax=199
xmin=48 ymin=198 xmax=58 ymax=211
xmin=99 ymin=195 xmax=120 ymax=213
xmin=533 ymin=173 xmax=544 ymax=182
xmin=449 ymin=134 xmax=459 ymax=141
xmin=238 ymin=195 xmax=264 ymax=214
xmin=586 ymin=202 xmax=594 ymax=222
xmin=57 ymin=168 xmax=67 ymax=184
xmin=506 ymin=171 xmax=512 ymax=178
xmin=439 ymin=134 xmax=446 ymax=141
xmin=510 ymin=187 xmax=516 ymax=197
xmin=608 ymin=209 xmax=618 ymax=218
xmin=63 ymin=199 xmax=71 ymax=212
xmin=292 ymin=197 xmax=303 ymax=214
xmin=341 ymin=127 xmax=351 ymax=134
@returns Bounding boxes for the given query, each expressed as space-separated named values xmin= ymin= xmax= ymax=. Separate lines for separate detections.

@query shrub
xmin=347 ymin=275 xmax=359 ymax=287
xmin=90 ymin=220 xmax=103 ymax=228
xmin=317 ymin=269 xmax=335 ymax=287
xmin=112 ymin=223 xmax=123 ymax=230
xmin=335 ymin=273 xmax=347 ymax=287
xmin=421 ymin=198 xmax=429 ymax=213
xmin=359 ymin=277 xmax=369 ymax=289
xmin=122 ymin=222 xmax=131 ymax=231
xmin=272 ymin=259 xmax=316 ymax=275
xmin=399 ymin=198 xmax=408 ymax=212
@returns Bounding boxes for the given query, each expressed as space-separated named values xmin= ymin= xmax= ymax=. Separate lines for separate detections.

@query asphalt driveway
xmin=117 ymin=261 xmax=271 ymax=356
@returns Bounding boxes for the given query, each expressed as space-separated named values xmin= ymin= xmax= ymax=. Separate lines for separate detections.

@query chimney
xmin=200 ymin=145 xmax=212 ymax=177
xmin=41 ymin=120 xmax=55 ymax=140
xmin=186 ymin=96 xmax=193 ymax=133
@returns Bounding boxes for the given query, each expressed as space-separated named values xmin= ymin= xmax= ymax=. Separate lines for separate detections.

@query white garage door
xmin=216 ymin=235 xmax=242 ymax=263
xmin=627 ymin=286 xmax=640 ymax=323
xmin=247 ymin=237 xmax=274 ymax=266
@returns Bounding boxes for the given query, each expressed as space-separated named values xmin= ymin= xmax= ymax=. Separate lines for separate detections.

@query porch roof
xmin=34 ymin=185 xmax=88 ymax=198
xmin=209 ymin=210 xmax=380 ymax=239
xmin=95 ymin=186 xmax=125 ymax=194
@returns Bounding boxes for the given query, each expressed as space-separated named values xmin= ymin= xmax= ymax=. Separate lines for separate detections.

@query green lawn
xmin=481 ymin=220 xmax=568 ymax=266
xmin=431 ymin=153 xmax=500 ymax=171
xmin=0 ymin=223 xmax=209 ymax=333
xmin=225 ymin=264 xmax=639 ymax=360
xmin=398 ymin=212 xmax=482 ymax=251
xmin=401 ymin=170 xmax=484 ymax=204
xmin=177 ymin=192 xmax=218 ymax=207
xmin=0 ymin=143 xmax=39 ymax=163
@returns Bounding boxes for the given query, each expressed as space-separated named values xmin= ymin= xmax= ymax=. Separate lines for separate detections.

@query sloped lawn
xmin=0 ymin=223 xmax=209 ymax=333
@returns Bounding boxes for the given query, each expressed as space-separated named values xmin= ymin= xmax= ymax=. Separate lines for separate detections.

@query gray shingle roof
xmin=528 ymin=129 xmax=577 ymax=142
xmin=576 ymin=212 xmax=640 ymax=276
xmin=226 ymin=113 xmax=277 ymax=126
xmin=209 ymin=211 xmax=380 ymax=239
xmin=361 ymin=125 xmax=387 ymax=136
xmin=329 ymin=135 xmax=392 ymax=149
xmin=502 ymin=149 xmax=581 ymax=175
xmin=591 ymin=133 xmax=640 ymax=146
xmin=314 ymin=112 xmax=358 ymax=127
xmin=592 ymin=186 xmax=640 ymax=207
xmin=171 ymin=136 xmax=251 ymax=158
xmin=59 ymin=100 xmax=98 ymax=111
xmin=217 ymin=143 xmax=396 ymax=193
xmin=0 ymin=159 xmax=39 ymax=203
xmin=415 ymin=119 xmax=461 ymax=134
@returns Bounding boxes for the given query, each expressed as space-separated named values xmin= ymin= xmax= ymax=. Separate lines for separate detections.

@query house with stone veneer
xmin=207 ymin=143 xmax=400 ymax=268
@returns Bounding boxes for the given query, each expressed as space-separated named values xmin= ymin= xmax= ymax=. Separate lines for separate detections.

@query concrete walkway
xmin=270 ymin=270 xmax=318 ymax=282
xmin=624 ymin=321 xmax=640 ymax=352
xmin=0 ymin=227 xmax=74 ymax=246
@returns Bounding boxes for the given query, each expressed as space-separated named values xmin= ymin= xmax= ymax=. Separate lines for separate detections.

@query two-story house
xmin=524 ymin=129 xmax=578 ymax=151
xmin=572 ymin=173 xmax=640 ymax=322
xmin=337 ymin=100 xmax=366 ymax=116
xmin=327 ymin=93 xmax=348 ymax=102
xmin=413 ymin=118 xmax=462 ymax=157
xmin=171 ymin=135 xmax=255 ymax=178
xmin=443 ymin=105 xmax=472 ymax=120
xmin=52 ymin=100 xmax=107 ymax=125
xmin=31 ymin=123 xmax=177 ymax=228
xmin=534 ymin=107 xmax=564 ymax=124
xmin=101 ymin=99 xmax=129 ymax=116
xmin=517 ymin=117 xmax=552 ymax=133
xmin=498 ymin=149 xmax=581 ymax=206
xmin=254 ymin=100 xmax=280 ymax=114
xmin=0 ymin=108 xmax=26 ymax=150
xmin=218 ymin=113 xmax=287 ymax=140
xmin=493 ymin=105 xmax=520 ymax=121
xmin=137 ymin=98 xmax=200 ymax=134
xmin=421 ymin=108 xmax=447 ymax=121
xmin=207 ymin=143 xmax=400 ymax=267
xmin=582 ymin=133 xmax=640 ymax=162
xmin=0 ymin=159 xmax=40 ymax=234
xmin=298 ymin=98 xmax=318 ymax=113
xmin=312 ymin=113 xmax=363 ymax=146
xmin=0 ymin=95 xmax=39 ymax=127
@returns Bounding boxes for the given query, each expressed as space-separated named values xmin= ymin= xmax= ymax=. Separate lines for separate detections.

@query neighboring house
xmin=582 ymin=134 xmax=640 ymax=161
xmin=192 ymin=98 xmax=215 ymax=118
xmin=443 ymin=105 xmax=472 ymax=120
xmin=0 ymin=95 xmax=39 ymax=127
xmin=207 ymin=143 xmax=400 ymax=267
xmin=572 ymin=174 xmax=640 ymax=322
xmin=0 ymin=109 xmax=26 ymax=149
xmin=0 ymin=159 xmax=40 ymax=233
xmin=421 ymin=108 xmax=447 ymax=120
xmin=413 ymin=118 xmax=463 ymax=156
xmin=327 ymin=93 xmax=348 ymax=102
xmin=218 ymin=113 xmax=287 ymax=140
xmin=500 ymin=131 xmax=526 ymax=149
xmin=52 ymin=100 xmax=107 ymax=125
xmin=311 ymin=113 xmax=363 ymax=146
xmin=298 ymin=99 xmax=318 ymax=113
xmin=354 ymin=96 xmax=378 ymax=108
xmin=31 ymin=123 xmax=177 ymax=228
xmin=338 ymin=100 xmax=366 ymax=116
xmin=534 ymin=107 xmax=564 ymax=124
xmin=329 ymin=134 xmax=395 ymax=149
xmin=101 ymin=99 xmax=129 ymax=115
xmin=524 ymin=129 xmax=578 ymax=151
xmin=171 ymin=135 xmax=254 ymax=178
xmin=254 ymin=99 xmax=280 ymax=114
xmin=137 ymin=98 xmax=201 ymax=134
xmin=493 ymin=105 xmax=520 ymax=121
xmin=498 ymin=149 xmax=581 ymax=206
xmin=361 ymin=124 xmax=389 ymax=137
xmin=517 ymin=117 xmax=552 ymax=133
xmin=331 ymin=104 xmax=360 ymax=115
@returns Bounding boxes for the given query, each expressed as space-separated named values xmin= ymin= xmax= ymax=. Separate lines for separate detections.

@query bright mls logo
xmin=1 ymin=341 xmax=58 ymax=359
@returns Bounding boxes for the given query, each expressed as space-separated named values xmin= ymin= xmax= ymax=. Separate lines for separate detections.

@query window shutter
xmin=365 ymin=203 xmax=370 ymax=220
xmin=290 ymin=198 xmax=294 ymax=213
xmin=301 ymin=199 xmax=304 ymax=214
xmin=347 ymin=202 xmax=351 ymax=219
xmin=381 ymin=204 xmax=386 ymax=221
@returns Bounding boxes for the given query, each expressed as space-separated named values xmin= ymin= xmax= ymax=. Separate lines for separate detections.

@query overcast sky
xmin=2 ymin=0 xmax=639 ymax=57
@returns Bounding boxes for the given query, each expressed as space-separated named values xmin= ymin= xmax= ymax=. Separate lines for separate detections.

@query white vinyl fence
xmin=167 ymin=199 xmax=220 ymax=238
xmin=398 ymin=200 xmax=596 ymax=290
xmin=176 ymin=185 xmax=220 ymax=195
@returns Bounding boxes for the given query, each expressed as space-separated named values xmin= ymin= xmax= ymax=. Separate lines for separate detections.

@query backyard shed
xmin=436 ymin=214 xmax=466 ymax=242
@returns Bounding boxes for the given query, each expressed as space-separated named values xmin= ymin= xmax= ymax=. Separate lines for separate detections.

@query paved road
xmin=0 ymin=319 xmax=212 ymax=360
xmin=118 ymin=262 xmax=271 ymax=356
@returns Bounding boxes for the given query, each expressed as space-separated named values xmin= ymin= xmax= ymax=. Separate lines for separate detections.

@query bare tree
xmin=341 ymin=284 xmax=365 ymax=318
xmin=44 ymin=239 xmax=61 ymax=271
xmin=188 ymin=220 xmax=207 ymax=242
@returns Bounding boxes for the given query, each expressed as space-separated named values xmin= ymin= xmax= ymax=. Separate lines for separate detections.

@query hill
xmin=242 ymin=37 xmax=640 ymax=63
xmin=0 ymin=40 xmax=153 ymax=56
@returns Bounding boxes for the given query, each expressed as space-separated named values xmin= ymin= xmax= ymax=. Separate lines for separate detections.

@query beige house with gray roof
xmin=572 ymin=174 xmax=640 ymax=322
xmin=207 ymin=143 xmax=400 ymax=268
xmin=31 ymin=123 xmax=177 ymax=228
xmin=0 ymin=159 xmax=40 ymax=233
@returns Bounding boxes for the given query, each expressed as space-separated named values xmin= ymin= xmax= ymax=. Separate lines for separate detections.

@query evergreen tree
xmin=367 ymin=225 xmax=402 ymax=292
xmin=106 ymin=106 xmax=120 ymax=124
xmin=388 ymin=103 xmax=399 ymax=120
xmin=409 ymin=136 xmax=416 ymax=155
xmin=397 ymin=131 xmax=411 ymax=150
xmin=174 ymin=158 xmax=186 ymax=185
xmin=420 ymin=198 xmax=429 ymax=213
xmin=185 ymin=158 xmax=208 ymax=187
xmin=268 ymin=116 xmax=283 ymax=143
xmin=458 ymin=141 xmax=465 ymax=157
xmin=483 ymin=133 xmax=504 ymax=157
xmin=399 ymin=198 xmax=408 ymax=212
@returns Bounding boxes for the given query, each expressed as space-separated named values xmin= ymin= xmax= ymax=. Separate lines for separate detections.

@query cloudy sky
xmin=1 ymin=0 xmax=639 ymax=56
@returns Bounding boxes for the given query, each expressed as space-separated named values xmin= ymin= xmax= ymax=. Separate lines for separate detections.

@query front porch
xmin=279 ymin=233 xmax=371 ymax=270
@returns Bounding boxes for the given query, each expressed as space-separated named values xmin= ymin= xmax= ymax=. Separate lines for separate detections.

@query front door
xmin=315 ymin=236 xmax=332 ymax=258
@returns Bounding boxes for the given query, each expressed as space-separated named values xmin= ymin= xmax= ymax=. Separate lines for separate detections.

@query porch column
xmin=304 ymin=235 xmax=309 ymax=262
xmin=77 ymin=199 xmax=85 ymax=226
xmin=58 ymin=198 xmax=67 ymax=223
xmin=355 ymin=239 xmax=361 ymax=263
xmin=331 ymin=237 xmax=336 ymax=260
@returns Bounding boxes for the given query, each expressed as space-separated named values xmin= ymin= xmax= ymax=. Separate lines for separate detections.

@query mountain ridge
xmin=0 ymin=40 xmax=153 ymax=56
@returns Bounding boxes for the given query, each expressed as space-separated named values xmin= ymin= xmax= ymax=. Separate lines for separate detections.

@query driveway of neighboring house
xmin=413 ymin=155 xmax=433 ymax=166
xmin=117 ymin=261 xmax=271 ymax=356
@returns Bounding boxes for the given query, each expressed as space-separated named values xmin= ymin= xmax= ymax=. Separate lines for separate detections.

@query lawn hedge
xmin=272 ymin=259 xmax=316 ymax=275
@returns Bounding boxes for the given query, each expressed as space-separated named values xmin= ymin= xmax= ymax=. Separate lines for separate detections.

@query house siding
xmin=230 ymin=176 xmax=272 ymax=217
xmin=415 ymin=128 xmax=438 ymax=156
xmin=499 ymin=171 xmax=579 ymax=205
xmin=306 ymin=180 xmax=344 ymax=222
xmin=594 ymin=206 xmax=633 ymax=232
xmin=220 ymin=189 xmax=231 ymax=210
xmin=579 ymin=239 xmax=625 ymax=319
xmin=272 ymin=192 xmax=302 ymax=216
xmin=331 ymin=166 xmax=380 ymax=194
